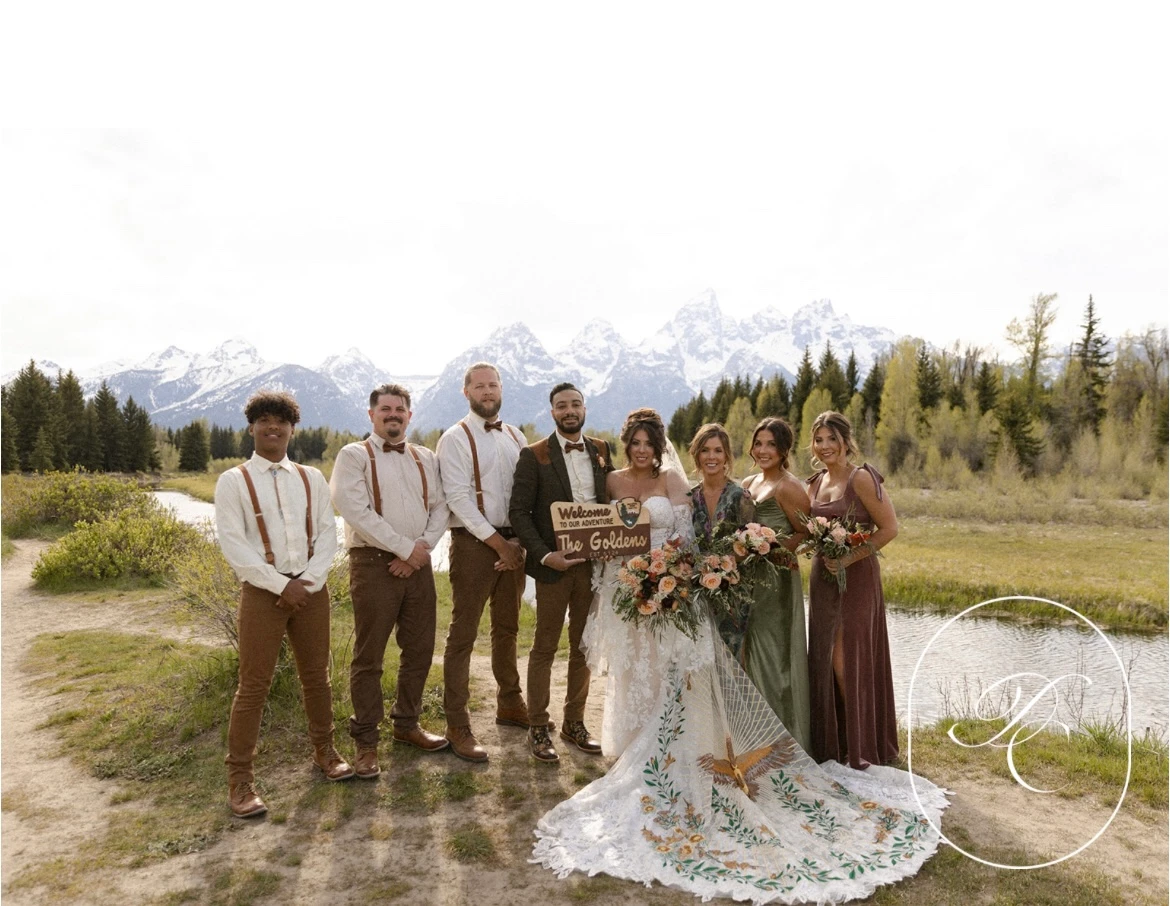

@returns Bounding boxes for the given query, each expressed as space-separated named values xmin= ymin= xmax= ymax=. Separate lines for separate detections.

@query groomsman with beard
xmin=510 ymin=382 xmax=612 ymax=762
xmin=437 ymin=363 xmax=529 ymax=762
xmin=331 ymin=383 xmax=449 ymax=779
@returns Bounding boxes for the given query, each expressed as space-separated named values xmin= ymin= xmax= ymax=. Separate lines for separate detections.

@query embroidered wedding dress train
xmin=540 ymin=498 xmax=947 ymax=904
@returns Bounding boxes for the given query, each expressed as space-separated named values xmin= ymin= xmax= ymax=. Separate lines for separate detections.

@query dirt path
xmin=1 ymin=541 xmax=1166 ymax=904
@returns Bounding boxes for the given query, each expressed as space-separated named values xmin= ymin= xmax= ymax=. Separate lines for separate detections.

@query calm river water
xmin=157 ymin=490 xmax=1169 ymax=735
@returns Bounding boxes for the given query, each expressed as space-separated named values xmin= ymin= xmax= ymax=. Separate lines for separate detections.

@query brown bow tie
xmin=484 ymin=421 xmax=503 ymax=432
xmin=564 ymin=442 xmax=585 ymax=453
xmin=383 ymin=441 xmax=406 ymax=454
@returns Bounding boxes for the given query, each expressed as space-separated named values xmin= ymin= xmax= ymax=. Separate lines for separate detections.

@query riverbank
xmin=156 ymin=473 xmax=1168 ymax=632
xmin=2 ymin=539 xmax=1166 ymax=905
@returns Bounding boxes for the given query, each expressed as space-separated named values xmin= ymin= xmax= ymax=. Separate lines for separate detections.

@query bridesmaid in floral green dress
xmin=688 ymin=423 xmax=755 ymax=661
xmin=741 ymin=417 xmax=812 ymax=752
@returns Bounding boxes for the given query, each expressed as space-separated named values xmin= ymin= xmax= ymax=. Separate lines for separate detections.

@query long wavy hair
xmin=620 ymin=407 xmax=666 ymax=477
xmin=807 ymin=410 xmax=861 ymax=468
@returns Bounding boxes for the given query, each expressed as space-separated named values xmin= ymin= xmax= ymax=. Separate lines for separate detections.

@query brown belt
xmin=347 ymin=546 xmax=398 ymax=562
xmin=450 ymin=526 xmax=516 ymax=541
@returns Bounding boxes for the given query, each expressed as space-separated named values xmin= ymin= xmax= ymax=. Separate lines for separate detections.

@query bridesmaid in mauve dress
xmin=740 ymin=417 xmax=812 ymax=752
xmin=805 ymin=410 xmax=900 ymax=769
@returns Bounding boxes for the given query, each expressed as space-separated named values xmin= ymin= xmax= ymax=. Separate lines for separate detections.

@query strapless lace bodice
xmin=641 ymin=495 xmax=681 ymax=549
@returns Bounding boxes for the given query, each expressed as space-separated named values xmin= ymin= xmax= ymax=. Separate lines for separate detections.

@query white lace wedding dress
xmin=582 ymin=495 xmax=700 ymax=757
xmin=536 ymin=498 xmax=949 ymax=904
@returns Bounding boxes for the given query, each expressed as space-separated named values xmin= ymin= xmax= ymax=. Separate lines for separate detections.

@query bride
xmin=581 ymin=407 xmax=695 ymax=757
xmin=535 ymin=409 xmax=949 ymax=904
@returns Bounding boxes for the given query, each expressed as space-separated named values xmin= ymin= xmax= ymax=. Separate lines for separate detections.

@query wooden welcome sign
xmin=551 ymin=497 xmax=651 ymax=560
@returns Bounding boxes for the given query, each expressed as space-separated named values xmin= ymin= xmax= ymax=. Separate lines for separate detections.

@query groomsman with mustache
xmin=331 ymin=383 xmax=449 ymax=779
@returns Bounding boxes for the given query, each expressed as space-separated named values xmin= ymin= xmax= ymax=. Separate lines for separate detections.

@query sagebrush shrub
xmin=1 ymin=470 xmax=153 ymax=537
xmin=31 ymin=507 xmax=201 ymax=588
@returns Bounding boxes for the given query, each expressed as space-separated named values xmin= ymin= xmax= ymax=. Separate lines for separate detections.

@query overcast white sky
xmin=1 ymin=3 xmax=1165 ymax=377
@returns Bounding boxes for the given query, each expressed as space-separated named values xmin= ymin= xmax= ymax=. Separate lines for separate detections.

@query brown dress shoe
xmin=529 ymin=725 xmax=558 ymax=762
xmin=494 ymin=707 xmax=530 ymax=729
xmin=353 ymin=747 xmax=380 ymax=779
xmin=313 ymin=745 xmax=356 ymax=781
xmin=229 ymin=782 xmax=267 ymax=819
xmin=560 ymin=720 xmax=602 ymax=754
xmin=447 ymin=726 xmax=488 ymax=763
xmin=392 ymin=726 xmax=450 ymax=752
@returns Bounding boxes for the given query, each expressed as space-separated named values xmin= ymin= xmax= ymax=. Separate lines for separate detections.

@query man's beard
xmin=553 ymin=413 xmax=584 ymax=436
xmin=381 ymin=418 xmax=405 ymax=439
xmin=470 ymin=398 xmax=501 ymax=420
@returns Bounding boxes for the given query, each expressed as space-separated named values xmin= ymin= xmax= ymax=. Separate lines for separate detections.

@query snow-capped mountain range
xmin=5 ymin=292 xmax=897 ymax=433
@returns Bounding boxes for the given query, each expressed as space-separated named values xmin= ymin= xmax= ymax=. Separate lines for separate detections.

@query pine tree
xmin=92 ymin=382 xmax=127 ymax=472
xmin=974 ymin=361 xmax=999 ymax=414
xmin=238 ymin=426 xmax=255 ymax=458
xmin=209 ymin=424 xmax=238 ymax=460
xmin=994 ymin=387 xmax=1044 ymax=475
xmin=816 ymin=342 xmax=851 ymax=412
xmin=5 ymin=360 xmax=56 ymax=469
xmin=55 ymin=370 xmax=87 ymax=468
xmin=754 ymin=374 xmax=791 ymax=421
xmin=179 ymin=420 xmax=211 ymax=472
xmin=845 ymin=351 xmax=860 ymax=397
xmin=1072 ymin=295 xmax=1111 ymax=435
xmin=122 ymin=397 xmax=160 ymax=471
xmin=915 ymin=344 xmax=944 ymax=413
xmin=748 ymin=377 xmax=765 ymax=413
xmin=860 ymin=358 xmax=885 ymax=427
xmin=29 ymin=426 xmax=56 ymax=472
xmin=78 ymin=404 xmax=103 ymax=471
xmin=1 ymin=405 xmax=19 ymax=473
xmin=790 ymin=347 xmax=816 ymax=431
xmin=710 ymin=378 xmax=736 ymax=425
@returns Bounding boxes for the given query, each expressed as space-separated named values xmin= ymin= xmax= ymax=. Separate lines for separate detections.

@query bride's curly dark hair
xmin=620 ymin=407 xmax=666 ymax=477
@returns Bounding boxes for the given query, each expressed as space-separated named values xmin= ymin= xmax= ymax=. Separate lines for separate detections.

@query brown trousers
xmin=347 ymin=547 xmax=437 ymax=747
xmin=527 ymin=561 xmax=594 ymax=728
xmin=442 ymin=531 xmax=526 ymax=727
xmin=226 ymin=582 xmax=335 ymax=786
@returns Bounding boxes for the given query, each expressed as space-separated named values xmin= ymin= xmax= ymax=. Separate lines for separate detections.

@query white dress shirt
xmin=556 ymin=432 xmax=598 ymax=504
xmin=214 ymin=453 xmax=338 ymax=595
xmin=330 ymin=438 xmax=448 ymax=560
xmin=437 ymin=411 xmax=524 ymax=541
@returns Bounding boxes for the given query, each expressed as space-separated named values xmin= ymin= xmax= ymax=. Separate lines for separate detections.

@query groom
xmin=509 ymin=382 xmax=612 ymax=762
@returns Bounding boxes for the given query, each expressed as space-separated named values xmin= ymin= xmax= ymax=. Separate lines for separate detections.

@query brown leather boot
xmin=313 ymin=744 xmax=356 ymax=781
xmin=392 ymin=726 xmax=449 ymax=752
xmin=229 ymin=781 xmax=267 ymax=819
xmin=353 ymin=746 xmax=380 ymax=779
xmin=447 ymin=726 xmax=488 ymax=763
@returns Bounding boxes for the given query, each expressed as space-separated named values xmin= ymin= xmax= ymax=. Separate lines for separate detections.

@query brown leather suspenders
xmin=458 ymin=420 xmax=522 ymax=517
xmin=364 ymin=438 xmax=429 ymax=514
xmin=236 ymin=462 xmax=315 ymax=566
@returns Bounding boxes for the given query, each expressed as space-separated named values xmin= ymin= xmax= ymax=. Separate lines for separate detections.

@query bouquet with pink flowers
xmin=797 ymin=511 xmax=876 ymax=591
xmin=612 ymin=538 xmax=702 ymax=639
xmin=730 ymin=522 xmax=799 ymax=571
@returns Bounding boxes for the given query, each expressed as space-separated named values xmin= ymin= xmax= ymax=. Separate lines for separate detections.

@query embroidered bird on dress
xmin=698 ymin=735 xmax=796 ymax=800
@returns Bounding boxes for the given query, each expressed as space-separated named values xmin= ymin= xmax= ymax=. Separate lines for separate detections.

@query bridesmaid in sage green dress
xmin=740 ymin=417 xmax=811 ymax=752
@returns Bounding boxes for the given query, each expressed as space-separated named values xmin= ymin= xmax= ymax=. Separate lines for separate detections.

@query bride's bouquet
xmin=797 ymin=512 xmax=876 ymax=592
xmin=611 ymin=537 xmax=703 ymax=640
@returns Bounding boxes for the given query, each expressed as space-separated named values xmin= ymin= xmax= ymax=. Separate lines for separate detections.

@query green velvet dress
xmin=743 ymin=497 xmax=811 ymax=753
